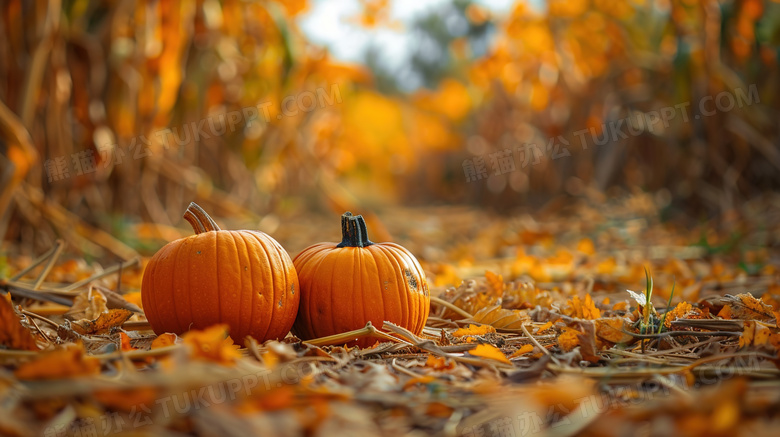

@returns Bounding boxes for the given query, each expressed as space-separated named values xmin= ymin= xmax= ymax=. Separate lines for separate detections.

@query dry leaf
xmin=557 ymin=326 xmax=581 ymax=352
xmin=594 ymin=317 xmax=635 ymax=344
xmin=71 ymin=309 xmax=133 ymax=335
xmin=535 ymin=321 xmax=553 ymax=334
xmin=119 ymin=332 xmax=135 ymax=351
xmin=93 ymin=386 xmax=158 ymax=412
xmin=425 ymin=355 xmax=455 ymax=370
xmin=739 ymin=321 xmax=780 ymax=349
xmin=151 ymin=333 xmax=178 ymax=349
xmin=484 ymin=271 xmax=504 ymax=297
xmin=564 ymin=294 xmax=601 ymax=320
xmin=470 ymin=305 xmax=530 ymax=329
xmin=717 ymin=293 xmax=776 ymax=323
xmin=452 ymin=324 xmax=496 ymax=337
xmin=664 ymin=302 xmax=694 ymax=328
xmin=15 ymin=343 xmax=100 ymax=380
xmin=0 ymin=294 xmax=39 ymax=351
xmin=468 ymin=344 xmax=511 ymax=364
xmin=509 ymin=344 xmax=534 ymax=358
xmin=182 ymin=324 xmax=241 ymax=365
xmin=64 ymin=288 xmax=108 ymax=321
xmin=576 ymin=321 xmax=600 ymax=363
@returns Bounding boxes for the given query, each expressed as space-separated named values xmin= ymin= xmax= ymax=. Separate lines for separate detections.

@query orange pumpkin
xmin=141 ymin=203 xmax=299 ymax=342
xmin=292 ymin=212 xmax=429 ymax=346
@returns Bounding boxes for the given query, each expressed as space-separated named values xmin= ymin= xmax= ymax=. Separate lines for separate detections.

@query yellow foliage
xmin=557 ymin=327 xmax=582 ymax=352
xmin=509 ymin=344 xmax=534 ymax=358
xmin=15 ymin=343 xmax=100 ymax=380
xmin=182 ymin=324 xmax=242 ymax=365
xmin=565 ymin=294 xmax=602 ymax=320
xmin=453 ymin=324 xmax=497 ymax=338
xmin=469 ymin=344 xmax=511 ymax=365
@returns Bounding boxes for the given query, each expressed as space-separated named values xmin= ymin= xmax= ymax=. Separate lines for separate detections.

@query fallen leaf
xmin=468 ymin=344 xmax=511 ymax=364
xmin=739 ymin=321 xmax=780 ymax=349
xmin=470 ymin=305 xmax=530 ymax=329
xmin=484 ymin=271 xmax=504 ymax=297
xmin=557 ymin=326 xmax=581 ymax=352
xmin=119 ymin=332 xmax=136 ymax=351
xmin=509 ymin=344 xmax=534 ymax=358
xmin=151 ymin=333 xmax=178 ymax=349
xmin=535 ymin=321 xmax=553 ymax=334
xmin=452 ymin=324 xmax=496 ymax=337
xmin=718 ymin=293 xmax=776 ymax=323
xmin=15 ymin=343 xmax=100 ymax=380
xmin=93 ymin=386 xmax=158 ymax=412
xmin=0 ymin=294 xmax=39 ymax=351
xmin=594 ymin=317 xmax=635 ymax=344
xmin=64 ymin=288 xmax=108 ymax=321
xmin=425 ymin=355 xmax=455 ymax=370
xmin=71 ymin=309 xmax=133 ymax=335
xmin=564 ymin=294 xmax=601 ymax=320
xmin=576 ymin=321 xmax=600 ymax=363
xmin=664 ymin=301 xmax=694 ymax=328
xmin=182 ymin=324 xmax=241 ymax=365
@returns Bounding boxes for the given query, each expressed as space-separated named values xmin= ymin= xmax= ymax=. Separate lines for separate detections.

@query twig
xmin=391 ymin=358 xmax=423 ymax=378
xmin=1 ymin=281 xmax=74 ymax=306
xmin=302 ymin=321 xmax=408 ymax=347
xmin=122 ymin=321 xmax=152 ymax=331
xmin=59 ymin=258 xmax=140 ymax=292
xmin=622 ymin=330 xmax=743 ymax=339
xmin=521 ymin=323 xmax=561 ymax=366
xmin=429 ymin=295 xmax=474 ymax=320
xmin=33 ymin=240 xmax=65 ymax=290
xmin=20 ymin=310 xmax=59 ymax=329
xmin=9 ymin=240 xmax=62 ymax=281
xmin=383 ymin=322 xmax=514 ymax=370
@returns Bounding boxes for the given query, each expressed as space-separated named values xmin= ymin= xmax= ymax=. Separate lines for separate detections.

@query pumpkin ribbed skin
xmin=292 ymin=213 xmax=429 ymax=347
xmin=141 ymin=203 xmax=299 ymax=342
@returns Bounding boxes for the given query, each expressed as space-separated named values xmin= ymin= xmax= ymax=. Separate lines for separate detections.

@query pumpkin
xmin=292 ymin=212 xmax=429 ymax=346
xmin=141 ymin=202 xmax=299 ymax=342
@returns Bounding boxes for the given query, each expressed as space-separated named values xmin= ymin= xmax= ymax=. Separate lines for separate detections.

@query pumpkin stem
xmin=183 ymin=202 xmax=221 ymax=234
xmin=336 ymin=212 xmax=373 ymax=248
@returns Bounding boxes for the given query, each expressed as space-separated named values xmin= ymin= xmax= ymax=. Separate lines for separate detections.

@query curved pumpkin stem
xmin=336 ymin=211 xmax=373 ymax=248
xmin=183 ymin=202 xmax=221 ymax=234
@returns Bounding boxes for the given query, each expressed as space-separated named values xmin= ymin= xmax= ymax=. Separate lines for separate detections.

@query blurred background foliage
xmin=0 ymin=0 xmax=779 ymax=257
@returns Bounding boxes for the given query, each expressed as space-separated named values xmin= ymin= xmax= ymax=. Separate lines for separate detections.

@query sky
xmin=298 ymin=0 xmax=519 ymax=70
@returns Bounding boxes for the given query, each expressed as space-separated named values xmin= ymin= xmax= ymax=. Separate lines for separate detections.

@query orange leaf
xmin=535 ymin=321 xmax=553 ymax=334
xmin=468 ymin=344 xmax=511 ymax=365
xmin=717 ymin=293 xmax=776 ymax=323
xmin=576 ymin=238 xmax=595 ymax=255
xmin=0 ymin=294 xmax=39 ymax=351
xmin=404 ymin=375 xmax=437 ymax=389
xmin=119 ymin=332 xmax=136 ymax=351
xmin=93 ymin=387 xmax=158 ymax=412
xmin=565 ymin=294 xmax=601 ymax=320
xmin=151 ymin=333 xmax=178 ymax=349
xmin=612 ymin=301 xmax=628 ymax=311
xmin=664 ymin=302 xmax=694 ymax=328
xmin=739 ymin=321 xmax=780 ymax=348
xmin=485 ymin=271 xmax=504 ymax=297
xmin=425 ymin=355 xmax=455 ymax=370
xmin=426 ymin=401 xmax=454 ymax=418
xmin=509 ymin=344 xmax=534 ymax=358
xmin=71 ymin=309 xmax=133 ymax=335
xmin=594 ymin=317 xmax=635 ymax=344
xmin=15 ymin=343 xmax=100 ymax=380
xmin=182 ymin=324 xmax=241 ymax=365
xmin=557 ymin=327 xmax=581 ymax=352
xmin=470 ymin=305 xmax=530 ymax=329
xmin=452 ymin=324 xmax=497 ymax=337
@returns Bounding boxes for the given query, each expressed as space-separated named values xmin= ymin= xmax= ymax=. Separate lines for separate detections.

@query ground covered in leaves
xmin=2 ymin=192 xmax=780 ymax=436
